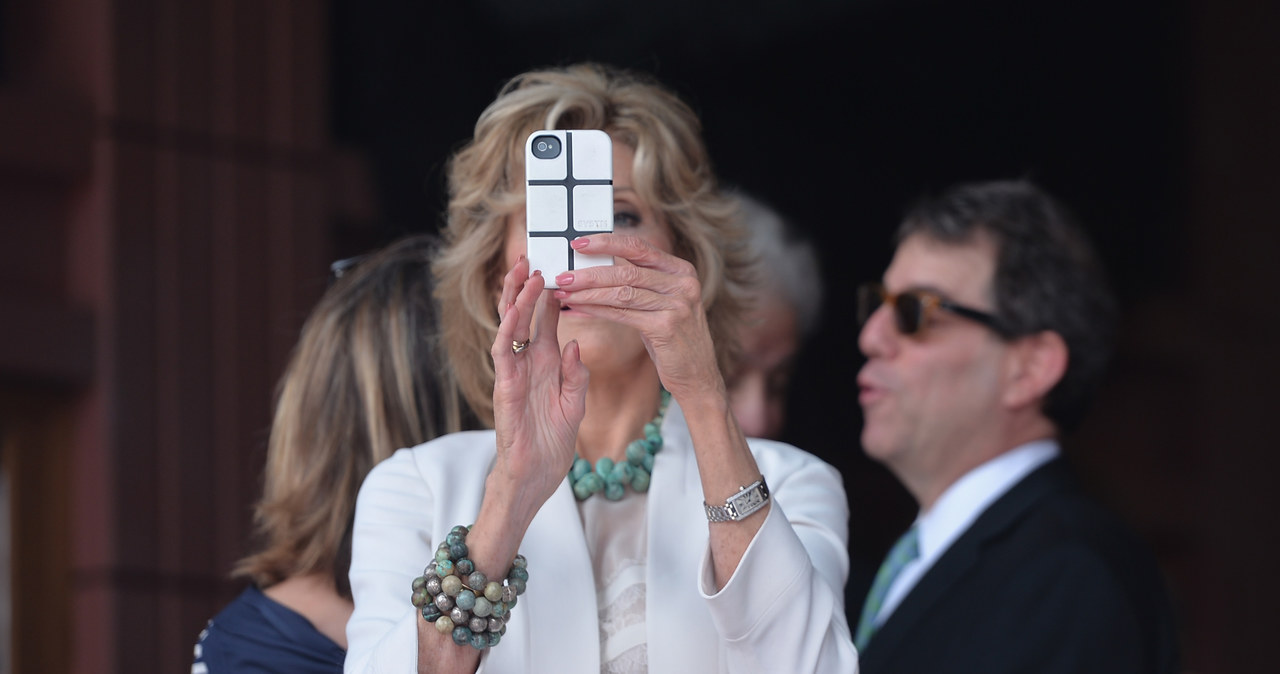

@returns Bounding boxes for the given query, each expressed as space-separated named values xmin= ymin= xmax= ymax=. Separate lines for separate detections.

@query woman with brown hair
xmin=346 ymin=64 xmax=855 ymax=673
xmin=193 ymin=235 xmax=466 ymax=673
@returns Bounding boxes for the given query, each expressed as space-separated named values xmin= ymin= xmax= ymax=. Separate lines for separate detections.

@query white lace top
xmin=578 ymin=493 xmax=649 ymax=673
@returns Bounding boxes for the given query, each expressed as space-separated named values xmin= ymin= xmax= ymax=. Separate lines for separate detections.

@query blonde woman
xmin=346 ymin=64 xmax=855 ymax=673
xmin=194 ymin=235 xmax=466 ymax=672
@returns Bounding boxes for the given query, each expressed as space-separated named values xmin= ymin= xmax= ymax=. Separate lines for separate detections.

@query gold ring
xmin=511 ymin=339 xmax=531 ymax=354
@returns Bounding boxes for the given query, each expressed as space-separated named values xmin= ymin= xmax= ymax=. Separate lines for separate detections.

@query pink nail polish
xmin=570 ymin=237 xmax=589 ymax=250
xmin=555 ymin=272 xmax=573 ymax=286
xmin=553 ymin=290 xmax=568 ymax=299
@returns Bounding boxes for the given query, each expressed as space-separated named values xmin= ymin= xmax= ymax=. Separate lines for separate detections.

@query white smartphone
xmin=524 ymin=129 xmax=613 ymax=288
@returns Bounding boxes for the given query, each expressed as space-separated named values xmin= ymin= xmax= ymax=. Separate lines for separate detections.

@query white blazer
xmin=345 ymin=401 xmax=857 ymax=673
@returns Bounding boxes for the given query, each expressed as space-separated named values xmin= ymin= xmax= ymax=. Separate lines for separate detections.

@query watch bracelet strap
xmin=703 ymin=476 xmax=769 ymax=522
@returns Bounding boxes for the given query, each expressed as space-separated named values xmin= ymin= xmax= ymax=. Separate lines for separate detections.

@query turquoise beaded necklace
xmin=569 ymin=389 xmax=671 ymax=501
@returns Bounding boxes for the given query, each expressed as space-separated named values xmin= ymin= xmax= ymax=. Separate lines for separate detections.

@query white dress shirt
xmin=872 ymin=439 xmax=1060 ymax=628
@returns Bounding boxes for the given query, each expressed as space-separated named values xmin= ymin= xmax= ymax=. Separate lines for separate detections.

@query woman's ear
xmin=1002 ymin=330 xmax=1068 ymax=410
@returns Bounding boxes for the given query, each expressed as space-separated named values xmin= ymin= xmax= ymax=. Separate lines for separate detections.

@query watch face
xmin=732 ymin=488 xmax=764 ymax=511
xmin=727 ymin=480 xmax=768 ymax=519
xmin=706 ymin=479 xmax=769 ymax=522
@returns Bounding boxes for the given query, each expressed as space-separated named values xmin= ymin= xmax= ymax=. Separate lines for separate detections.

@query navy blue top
xmin=192 ymin=585 xmax=346 ymax=674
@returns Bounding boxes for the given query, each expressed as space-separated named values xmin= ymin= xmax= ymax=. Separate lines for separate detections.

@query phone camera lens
xmin=531 ymin=134 xmax=562 ymax=159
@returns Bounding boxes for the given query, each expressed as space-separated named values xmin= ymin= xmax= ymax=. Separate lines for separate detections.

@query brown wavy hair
xmin=896 ymin=179 xmax=1118 ymax=434
xmin=432 ymin=63 xmax=752 ymax=426
xmin=234 ymin=235 xmax=467 ymax=597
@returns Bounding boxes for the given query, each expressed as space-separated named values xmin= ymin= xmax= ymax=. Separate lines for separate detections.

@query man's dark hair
xmin=896 ymin=179 xmax=1118 ymax=433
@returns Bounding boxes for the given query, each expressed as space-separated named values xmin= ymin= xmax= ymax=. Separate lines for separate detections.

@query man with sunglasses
xmin=851 ymin=180 xmax=1178 ymax=673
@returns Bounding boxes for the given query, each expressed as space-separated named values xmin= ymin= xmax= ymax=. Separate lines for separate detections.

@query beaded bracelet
xmin=409 ymin=524 xmax=529 ymax=650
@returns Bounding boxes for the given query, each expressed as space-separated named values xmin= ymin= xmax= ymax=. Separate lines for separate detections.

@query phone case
xmin=525 ymin=129 xmax=613 ymax=288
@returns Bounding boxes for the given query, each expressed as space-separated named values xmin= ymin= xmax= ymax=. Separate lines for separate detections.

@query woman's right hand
xmin=488 ymin=255 xmax=590 ymax=511
xmin=414 ymin=257 xmax=588 ymax=674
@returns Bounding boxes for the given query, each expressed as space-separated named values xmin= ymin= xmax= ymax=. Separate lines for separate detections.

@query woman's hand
xmin=422 ymin=258 xmax=589 ymax=672
xmin=551 ymin=233 xmax=723 ymax=401
xmin=489 ymin=256 xmax=591 ymax=509
xmin=552 ymin=234 xmax=767 ymax=589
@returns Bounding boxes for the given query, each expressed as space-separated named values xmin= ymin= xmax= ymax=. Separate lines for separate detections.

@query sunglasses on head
xmin=328 ymin=254 xmax=369 ymax=285
xmin=856 ymin=283 xmax=1009 ymax=337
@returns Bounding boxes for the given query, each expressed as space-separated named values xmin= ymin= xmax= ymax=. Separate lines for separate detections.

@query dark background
xmin=2 ymin=0 xmax=1277 ymax=671
xmin=327 ymin=0 xmax=1189 ymax=595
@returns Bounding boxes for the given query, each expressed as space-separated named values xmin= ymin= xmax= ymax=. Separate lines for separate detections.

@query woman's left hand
xmin=551 ymin=233 xmax=723 ymax=400
xmin=557 ymin=234 xmax=771 ymax=592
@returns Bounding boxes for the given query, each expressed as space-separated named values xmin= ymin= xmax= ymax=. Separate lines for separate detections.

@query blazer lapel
xmin=861 ymin=459 xmax=1070 ymax=668
xmin=646 ymin=401 xmax=718 ymax=673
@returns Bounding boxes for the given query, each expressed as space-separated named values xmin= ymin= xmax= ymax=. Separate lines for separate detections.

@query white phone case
xmin=525 ymin=129 xmax=613 ymax=288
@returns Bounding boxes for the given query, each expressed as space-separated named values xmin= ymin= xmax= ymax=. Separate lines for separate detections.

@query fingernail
xmin=555 ymin=272 xmax=573 ymax=286
xmin=553 ymin=289 xmax=568 ymax=299
xmin=518 ymin=254 xmax=526 ymax=263
xmin=570 ymin=237 xmax=589 ymax=250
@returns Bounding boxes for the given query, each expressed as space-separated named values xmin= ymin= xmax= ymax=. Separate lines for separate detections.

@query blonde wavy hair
xmin=433 ymin=63 xmax=752 ymax=426
xmin=234 ymin=235 xmax=467 ymax=597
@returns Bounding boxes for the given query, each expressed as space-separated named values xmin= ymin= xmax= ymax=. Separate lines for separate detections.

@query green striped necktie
xmin=854 ymin=525 xmax=920 ymax=651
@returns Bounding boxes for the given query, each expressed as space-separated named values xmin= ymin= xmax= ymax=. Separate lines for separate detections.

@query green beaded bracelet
xmin=409 ymin=524 xmax=529 ymax=651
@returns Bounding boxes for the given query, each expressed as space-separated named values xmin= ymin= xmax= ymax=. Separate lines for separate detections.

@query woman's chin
xmin=560 ymin=327 xmax=648 ymax=373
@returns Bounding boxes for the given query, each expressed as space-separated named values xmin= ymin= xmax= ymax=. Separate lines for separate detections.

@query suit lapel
xmin=861 ymin=459 xmax=1072 ymax=667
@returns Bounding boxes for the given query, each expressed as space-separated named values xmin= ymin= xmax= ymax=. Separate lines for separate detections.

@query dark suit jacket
xmin=856 ymin=458 xmax=1178 ymax=674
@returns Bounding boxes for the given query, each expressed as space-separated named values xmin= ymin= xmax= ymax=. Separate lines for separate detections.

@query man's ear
xmin=1002 ymin=330 xmax=1068 ymax=410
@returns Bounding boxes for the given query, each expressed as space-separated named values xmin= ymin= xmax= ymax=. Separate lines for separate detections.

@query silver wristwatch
xmin=704 ymin=477 xmax=770 ymax=522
